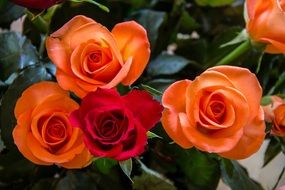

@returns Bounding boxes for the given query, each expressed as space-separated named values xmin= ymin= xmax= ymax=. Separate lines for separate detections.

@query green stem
xmin=216 ymin=40 xmax=251 ymax=66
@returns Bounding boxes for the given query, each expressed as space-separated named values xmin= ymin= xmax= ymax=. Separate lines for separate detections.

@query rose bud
xmin=246 ymin=0 xmax=285 ymax=53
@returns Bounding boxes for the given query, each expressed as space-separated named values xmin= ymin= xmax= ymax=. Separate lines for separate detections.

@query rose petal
xmin=123 ymin=89 xmax=163 ymax=131
xmin=59 ymin=148 xmax=92 ymax=169
xmin=161 ymin=109 xmax=193 ymax=148
xmin=14 ymin=81 xmax=67 ymax=119
xmin=112 ymin=21 xmax=150 ymax=85
xmin=219 ymin=107 xmax=266 ymax=159
xmin=208 ymin=66 xmax=262 ymax=121
xmin=13 ymin=111 xmax=51 ymax=165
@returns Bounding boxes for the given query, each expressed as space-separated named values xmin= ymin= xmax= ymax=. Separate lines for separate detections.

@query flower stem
xmin=216 ymin=40 xmax=251 ymax=66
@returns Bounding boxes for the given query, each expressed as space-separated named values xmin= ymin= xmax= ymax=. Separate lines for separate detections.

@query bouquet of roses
xmin=0 ymin=0 xmax=285 ymax=189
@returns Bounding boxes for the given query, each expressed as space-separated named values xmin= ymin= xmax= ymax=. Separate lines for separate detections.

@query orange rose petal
xmin=219 ymin=107 xmax=266 ymax=159
xmin=13 ymin=112 xmax=51 ymax=165
xmin=46 ymin=15 xmax=94 ymax=72
xmin=70 ymin=43 xmax=111 ymax=85
xmin=56 ymin=69 xmax=87 ymax=98
xmin=112 ymin=21 xmax=150 ymax=85
xmin=180 ymin=112 xmax=243 ymax=153
xmin=15 ymin=82 xmax=67 ymax=119
xmin=103 ymin=57 xmax=132 ymax=89
xmin=261 ymin=38 xmax=285 ymax=54
xmin=57 ymin=128 xmax=81 ymax=154
xmin=208 ymin=66 xmax=262 ymax=121
xmin=27 ymin=132 xmax=85 ymax=163
xmin=70 ymin=22 xmax=123 ymax=63
xmin=31 ymin=94 xmax=79 ymax=118
xmin=46 ymin=37 xmax=73 ymax=74
xmin=59 ymin=148 xmax=92 ymax=169
xmin=162 ymin=80 xmax=191 ymax=113
xmin=161 ymin=109 xmax=192 ymax=148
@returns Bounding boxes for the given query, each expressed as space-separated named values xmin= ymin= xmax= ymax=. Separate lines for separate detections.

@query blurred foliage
xmin=0 ymin=0 xmax=285 ymax=189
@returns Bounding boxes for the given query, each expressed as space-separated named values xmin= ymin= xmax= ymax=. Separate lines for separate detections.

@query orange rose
xmin=161 ymin=66 xmax=265 ymax=159
xmin=272 ymin=104 xmax=285 ymax=136
xmin=246 ymin=0 xmax=285 ymax=53
xmin=46 ymin=15 xmax=150 ymax=97
xmin=13 ymin=82 xmax=92 ymax=168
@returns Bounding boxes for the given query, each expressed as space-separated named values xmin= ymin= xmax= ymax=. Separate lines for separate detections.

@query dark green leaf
xmin=195 ymin=0 xmax=234 ymax=7
xmin=55 ymin=171 xmax=98 ymax=190
xmin=0 ymin=2 xmax=24 ymax=27
xmin=134 ymin=159 xmax=176 ymax=190
xmin=147 ymin=54 xmax=190 ymax=76
xmin=0 ymin=65 xmax=52 ymax=148
xmin=0 ymin=32 xmax=39 ymax=81
xmin=220 ymin=159 xmax=263 ymax=190
xmin=129 ymin=9 xmax=166 ymax=49
xmin=119 ymin=159 xmax=133 ymax=182
xmin=263 ymin=138 xmax=282 ymax=167
xmin=31 ymin=178 xmax=53 ymax=190
xmin=179 ymin=11 xmax=199 ymax=33
xmin=93 ymin=158 xmax=117 ymax=174
xmin=177 ymin=148 xmax=220 ymax=190
xmin=133 ymin=172 xmax=176 ymax=190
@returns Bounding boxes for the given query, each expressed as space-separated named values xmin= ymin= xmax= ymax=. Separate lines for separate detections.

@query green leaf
xmin=263 ymin=138 xmax=282 ymax=167
xmin=0 ymin=32 xmax=39 ymax=81
xmin=134 ymin=159 xmax=176 ymax=190
xmin=0 ymin=65 xmax=52 ymax=148
xmin=0 ymin=1 xmax=24 ymax=27
xmin=55 ymin=171 xmax=98 ymax=190
xmin=220 ymin=29 xmax=249 ymax=48
xmin=195 ymin=0 xmax=234 ymax=7
xmin=130 ymin=9 xmax=166 ymax=49
xmin=32 ymin=178 xmax=53 ymax=190
xmin=119 ymin=159 xmax=133 ymax=182
xmin=147 ymin=131 xmax=163 ymax=139
xmin=147 ymin=54 xmax=190 ymax=76
xmin=141 ymin=84 xmax=162 ymax=96
xmin=70 ymin=0 xmax=109 ymax=12
xmin=93 ymin=158 xmax=117 ymax=174
xmin=220 ymin=159 xmax=263 ymax=190
xmin=177 ymin=148 xmax=221 ymax=189
xmin=179 ymin=11 xmax=199 ymax=33
xmin=133 ymin=172 xmax=176 ymax=190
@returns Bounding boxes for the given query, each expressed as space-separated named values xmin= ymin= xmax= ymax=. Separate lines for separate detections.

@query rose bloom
xmin=246 ymin=0 xmax=285 ymax=53
xmin=272 ymin=104 xmax=285 ymax=136
xmin=11 ymin=0 xmax=63 ymax=10
xmin=13 ymin=82 xmax=92 ymax=168
xmin=70 ymin=88 xmax=163 ymax=161
xmin=161 ymin=66 xmax=265 ymax=159
xmin=46 ymin=15 xmax=150 ymax=98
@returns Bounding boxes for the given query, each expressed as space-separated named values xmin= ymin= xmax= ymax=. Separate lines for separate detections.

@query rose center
xmin=209 ymin=101 xmax=225 ymax=120
xmin=87 ymin=51 xmax=102 ymax=72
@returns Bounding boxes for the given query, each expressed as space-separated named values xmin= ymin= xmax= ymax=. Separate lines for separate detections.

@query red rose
xmin=11 ymin=0 xmax=63 ymax=10
xmin=69 ymin=88 xmax=163 ymax=160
